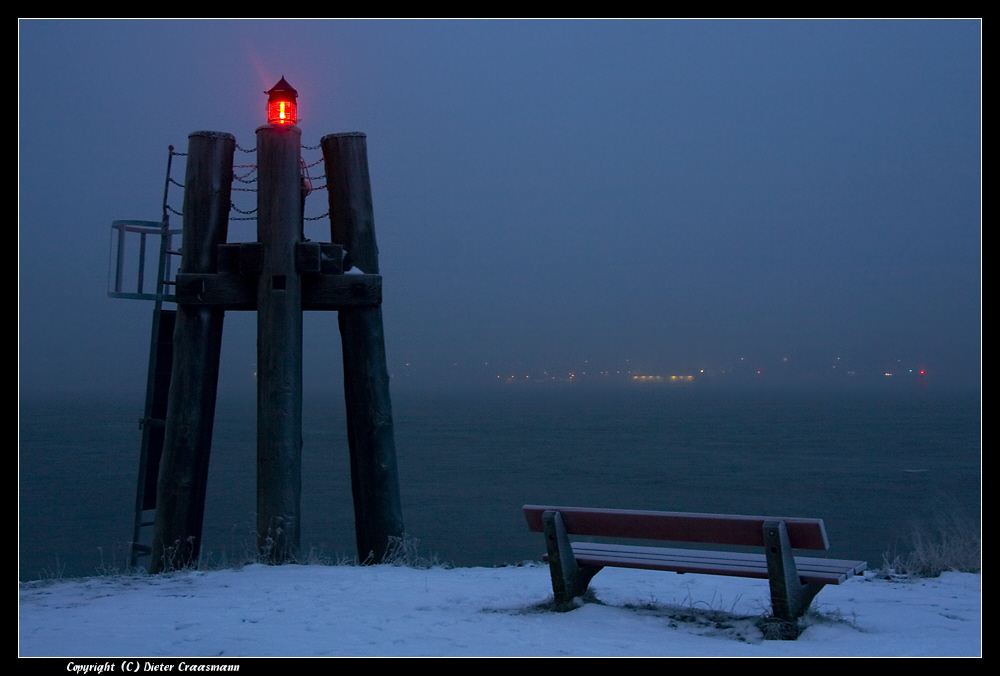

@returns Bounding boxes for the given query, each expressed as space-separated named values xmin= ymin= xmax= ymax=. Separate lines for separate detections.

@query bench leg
xmin=763 ymin=520 xmax=826 ymax=622
xmin=542 ymin=510 xmax=603 ymax=606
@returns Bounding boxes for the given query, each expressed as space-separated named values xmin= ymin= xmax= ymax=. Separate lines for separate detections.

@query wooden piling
xmin=322 ymin=132 xmax=405 ymax=563
xmin=151 ymin=131 xmax=234 ymax=573
xmin=256 ymin=123 xmax=304 ymax=563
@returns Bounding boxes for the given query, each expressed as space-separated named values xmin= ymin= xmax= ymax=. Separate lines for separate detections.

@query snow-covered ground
xmin=18 ymin=563 xmax=980 ymax=657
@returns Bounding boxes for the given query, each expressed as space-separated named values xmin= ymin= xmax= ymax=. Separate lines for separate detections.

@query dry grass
xmin=377 ymin=534 xmax=449 ymax=569
xmin=878 ymin=508 xmax=981 ymax=578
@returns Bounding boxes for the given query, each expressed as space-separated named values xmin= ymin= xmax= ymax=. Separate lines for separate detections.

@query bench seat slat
xmin=791 ymin=555 xmax=868 ymax=577
xmin=568 ymin=542 xmax=864 ymax=585
xmin=575 ymin=542 xmax=867 ymax=576
xmin=573 ymin=546 xmax=772 ymax=579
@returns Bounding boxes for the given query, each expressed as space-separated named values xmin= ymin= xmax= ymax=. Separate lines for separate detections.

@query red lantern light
xmin=265 ymin=76 xmax=298 ymax=125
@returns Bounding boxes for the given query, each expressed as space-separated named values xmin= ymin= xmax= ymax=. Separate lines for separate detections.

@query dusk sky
xmin=18 ymin=20 xmax=981 ymax=395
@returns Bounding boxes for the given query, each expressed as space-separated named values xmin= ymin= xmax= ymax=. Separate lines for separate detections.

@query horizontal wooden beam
xmin=217 ymin=242 xmax=344 ymax=276
xmin=175 ymin=272 xmax=381 ymax=310
xmin=303 ymin=273 xmax=381 ymax=310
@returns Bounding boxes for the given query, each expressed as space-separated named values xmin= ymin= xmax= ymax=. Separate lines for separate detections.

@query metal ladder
xmin=108 ymin=147 xmax=183 ymax=569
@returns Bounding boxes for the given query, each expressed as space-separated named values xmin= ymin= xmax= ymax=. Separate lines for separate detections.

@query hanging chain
xmin=163 ymin=141 xmax=334 ymax=221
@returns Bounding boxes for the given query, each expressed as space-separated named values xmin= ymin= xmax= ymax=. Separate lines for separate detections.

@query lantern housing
xmin=266 ymin=76 xmax=298 ymax=125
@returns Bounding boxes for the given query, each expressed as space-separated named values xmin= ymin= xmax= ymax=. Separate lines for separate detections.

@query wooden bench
xmin=523 ymin=505 xmax=867 ymax=622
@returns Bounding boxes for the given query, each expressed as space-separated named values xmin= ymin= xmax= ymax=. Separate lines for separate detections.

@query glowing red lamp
xmin=266 ymin=76 xmax=298 ymax=125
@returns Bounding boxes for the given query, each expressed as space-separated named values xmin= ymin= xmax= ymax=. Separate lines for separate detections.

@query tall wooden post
xmin=256 ymin=123 xmax=304 ymax=562
xmin=151 ymin=131 xmax=234 ymax=573
xmin=322 ymin=132 xmax=404 ymax=563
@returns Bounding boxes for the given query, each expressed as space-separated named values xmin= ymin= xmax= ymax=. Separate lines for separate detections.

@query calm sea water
xmin=18 ymin=386 xmax=981 ymax=580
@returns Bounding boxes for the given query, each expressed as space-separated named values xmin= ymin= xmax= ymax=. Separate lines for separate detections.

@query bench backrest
xmin=523 ymin=505 xmax=830 ymax=550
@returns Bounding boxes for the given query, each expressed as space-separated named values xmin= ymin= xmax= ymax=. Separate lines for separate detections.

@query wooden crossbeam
xmin=175 ymin=271 xmax=381 ymax=310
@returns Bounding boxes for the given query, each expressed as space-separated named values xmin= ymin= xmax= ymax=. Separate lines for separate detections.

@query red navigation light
xmin=266 ymin=76 xmax=298 ymax=125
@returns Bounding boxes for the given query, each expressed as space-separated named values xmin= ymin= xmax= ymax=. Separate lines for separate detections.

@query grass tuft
xmin=755 ymin=615 xmax=802 ymax=640
xmin=378 ymin=534 xmax=450 ymax=569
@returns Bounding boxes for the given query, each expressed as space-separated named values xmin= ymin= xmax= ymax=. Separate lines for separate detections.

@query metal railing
xmin=108 ymin=219 xmax=182 ymax=302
